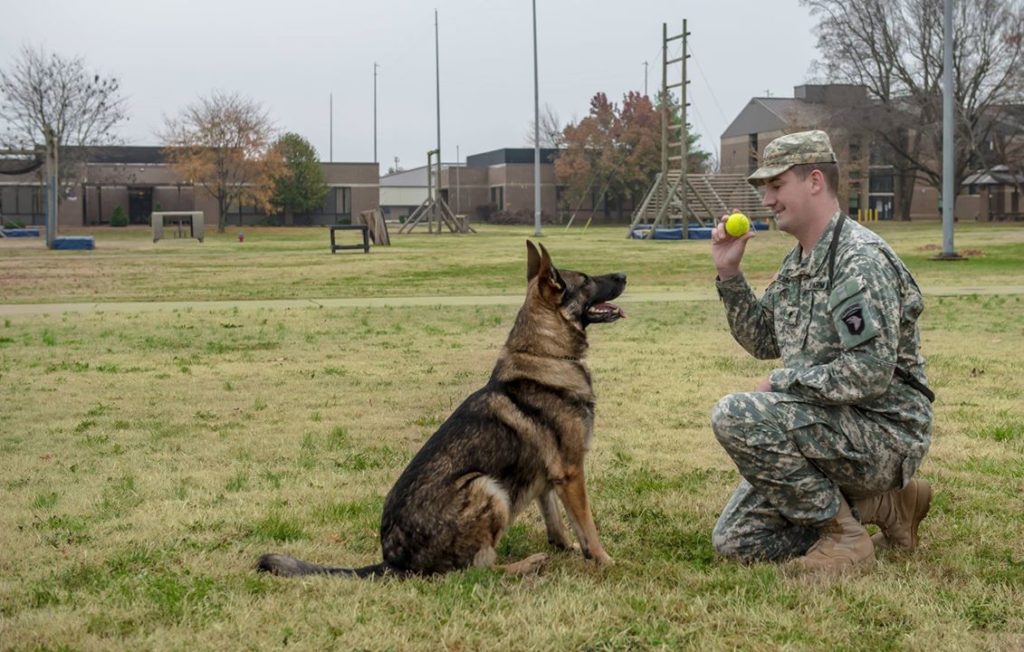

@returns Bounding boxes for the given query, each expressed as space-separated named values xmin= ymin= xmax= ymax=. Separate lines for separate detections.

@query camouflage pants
xmin=710 ymin=391 xmax=920 ymax=563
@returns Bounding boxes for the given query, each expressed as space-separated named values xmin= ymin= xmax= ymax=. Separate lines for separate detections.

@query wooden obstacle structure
xmin=355 ymin=208 xmax=391 ymax=246
xmin=399 ymin=149 xmax=475 ymax=234
xmin=629 ymin=171 xmax=772 ymax=235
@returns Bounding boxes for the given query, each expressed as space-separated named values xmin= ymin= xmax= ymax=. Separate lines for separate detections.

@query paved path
xmin=2 ymin=285 xmax=1023 ymax=317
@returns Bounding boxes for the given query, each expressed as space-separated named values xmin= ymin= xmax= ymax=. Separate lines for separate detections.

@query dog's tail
xmin=256 ymin=553 xmax=393 ymax=579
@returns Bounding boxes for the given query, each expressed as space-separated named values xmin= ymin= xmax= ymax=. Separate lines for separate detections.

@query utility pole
xmin=643 ymin=60 xmax=649 ymax=97
xmin=434 ymin=9 xmax=442 ymax=233
xmin=44 ymin=130 xmax=58 ymax=249
xmin=938 ymin=0 xmax=962 ymax=260
xmin=532 ymin=0 xmax=542 ymax=236
xmin=373 ymin=62 xmax=380 ymax=163
xmin=329 ymin=93 xmax=333 ymax=163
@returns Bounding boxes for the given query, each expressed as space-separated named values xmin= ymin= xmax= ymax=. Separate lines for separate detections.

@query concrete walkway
xmin=2 ymin=285 xmax=1024 ymax=317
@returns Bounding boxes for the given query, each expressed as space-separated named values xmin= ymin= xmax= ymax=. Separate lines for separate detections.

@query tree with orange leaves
xmin=161 ymin=92 xmax=281 ymax=233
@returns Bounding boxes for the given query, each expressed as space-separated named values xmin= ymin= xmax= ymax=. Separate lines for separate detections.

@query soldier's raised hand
xmin=711 ymin=210 xmax=756 ymax=280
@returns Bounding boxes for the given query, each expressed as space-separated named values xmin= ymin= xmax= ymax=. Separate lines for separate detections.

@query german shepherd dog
xmin=258 ymin=241 xmax=626 ymax=577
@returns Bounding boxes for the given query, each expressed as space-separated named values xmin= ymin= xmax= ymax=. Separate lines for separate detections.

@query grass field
xmin=1 ymin=223 xmax=1023 ymax=650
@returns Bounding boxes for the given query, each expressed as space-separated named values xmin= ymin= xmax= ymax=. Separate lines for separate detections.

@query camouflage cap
xmin=746 ymin=130 xmax=837 ymax=186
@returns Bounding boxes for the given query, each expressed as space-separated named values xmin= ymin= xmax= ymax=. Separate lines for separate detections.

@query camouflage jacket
xmin=716 ymin=211 xmax=932 ymax=451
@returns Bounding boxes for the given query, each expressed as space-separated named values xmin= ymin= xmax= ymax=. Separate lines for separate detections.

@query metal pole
xmin=45 ymin=131 xmax=57 ymax=249
xmin=456 ymin=144 xmax=461 ymax=215
xmin=532 ymin=0 xmax=542 ymax=236
xmin=373 ymin=63 xmax=379 ymax=163
xmin=435 ymin=10 xmax=442 ymax=232
xmin=643 ymin=61 xmax=648 ymax=97
xmin=329 ymin=93 xmax=333 ymax=163
xmin=940 ymin=0 xmax=958 ymax=257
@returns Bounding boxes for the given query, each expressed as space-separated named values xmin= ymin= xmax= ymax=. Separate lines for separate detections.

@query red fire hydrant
xmin=238 ymin=232 xmax=244 ymax=243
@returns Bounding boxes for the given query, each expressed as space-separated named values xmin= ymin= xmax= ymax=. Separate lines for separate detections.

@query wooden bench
xmin=329 ymin=224 xmax=370 ymax=254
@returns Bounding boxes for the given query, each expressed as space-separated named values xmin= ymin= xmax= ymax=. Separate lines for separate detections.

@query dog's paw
xmin=548 ymin=538 xmax=578 ymax=552
xmin=592 ymin=550 xmax=614 ymax=566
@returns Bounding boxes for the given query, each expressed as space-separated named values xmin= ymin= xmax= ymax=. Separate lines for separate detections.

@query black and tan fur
xmin=258 ymin=241 xmax=626 ymax=578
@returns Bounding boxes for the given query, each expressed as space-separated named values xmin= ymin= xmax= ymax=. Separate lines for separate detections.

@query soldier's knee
xmin=711 ymin=520 xmax=756 ymax=562
xmin=711 ymin=520 xmax=737 ymax=558
xmin=711 ymin=393 xmax=750 ymax=448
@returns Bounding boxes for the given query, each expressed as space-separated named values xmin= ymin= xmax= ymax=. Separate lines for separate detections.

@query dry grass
xmin=0 ymin=223 xmax=1022 ymax=650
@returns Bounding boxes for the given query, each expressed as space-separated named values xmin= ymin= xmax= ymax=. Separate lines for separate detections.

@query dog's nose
xmin=612 ymin=273 xmax=627 ymax=284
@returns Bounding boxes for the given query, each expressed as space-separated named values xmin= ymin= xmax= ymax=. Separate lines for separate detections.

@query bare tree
xmin=803 ymin=0 xmax=1024 ymax=219
xmin=525 ymin=103 xmax=565 ymax=148
xmin=0 ymin=45 xmax=127 ymax=204
xmin=161 ymin=92 xmax=281 ymax=233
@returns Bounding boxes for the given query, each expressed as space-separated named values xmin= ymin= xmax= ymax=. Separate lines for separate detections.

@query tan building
xmin=379 ymin=148 xmax=635 ymax=225
xmin=721 ymin=84 xmax=1023 ymax=221
xmin=0 ymin=146 xmax=379 ymax=228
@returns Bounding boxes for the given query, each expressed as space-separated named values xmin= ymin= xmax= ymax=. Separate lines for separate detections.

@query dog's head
xmin=526 ymin=240 xmax=626 ymax=329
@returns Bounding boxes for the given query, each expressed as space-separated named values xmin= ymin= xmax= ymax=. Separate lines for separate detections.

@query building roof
xmin=722 ymin=97 xmax=831 ymax=139
xmin=963 ymin=165 xmax=1024 ymax=186
xmin=465 ymin=148 xmax=560 ymax=168
xmin=67 ymin=145 xmax=168 ymax=164
xmin=379 ymin=163 xmax=460 ymax=187
xmin=0 ymin=155 xmax=43 ymax=175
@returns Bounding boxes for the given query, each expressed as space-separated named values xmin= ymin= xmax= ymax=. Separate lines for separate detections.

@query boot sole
xmin=782 ymin=554 xmax=875 ymax=580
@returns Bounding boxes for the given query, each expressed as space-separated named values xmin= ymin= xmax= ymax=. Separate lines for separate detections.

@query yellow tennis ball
xmin=725 ymin=212 xmax=750 ymax=237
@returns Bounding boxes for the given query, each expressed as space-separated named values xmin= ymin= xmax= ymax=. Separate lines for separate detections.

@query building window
xmin=849 ymin=137 xmax=862 ymax=162
xmin=323 ymin=187 xmax=351 ymax=216
xmin=490 ymin=186 xmax=504 ymax=210
xmin=869 ymin=172 xmax=894 ymax=193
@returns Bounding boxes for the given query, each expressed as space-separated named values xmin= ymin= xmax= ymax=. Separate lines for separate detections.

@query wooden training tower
xmin=399 ymin=150 xmax=475 ymax=234
xmin=631 ymin=171 xmax=772 ymax=231
xmin=628 ymin=21 xmax=769 ymax=236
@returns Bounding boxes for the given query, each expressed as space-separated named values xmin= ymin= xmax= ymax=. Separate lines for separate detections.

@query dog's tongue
xmin=592 ymin=302 xmax=626 ymax=319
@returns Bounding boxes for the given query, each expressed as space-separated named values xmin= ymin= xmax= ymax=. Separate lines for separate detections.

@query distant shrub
xmin=110 ymin=206 xmax=128 ymax=227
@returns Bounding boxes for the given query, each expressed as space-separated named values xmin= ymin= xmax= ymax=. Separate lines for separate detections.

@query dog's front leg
xmin=537 ymin=489 xmax=574 ymax=550
xmin=553 ymin=467 xmax=612 ymax=565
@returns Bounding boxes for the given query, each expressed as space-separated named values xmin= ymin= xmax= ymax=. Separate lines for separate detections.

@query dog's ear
xmin=531 ymin=242 xmax=564 ymax=301
xmin=527 ymin=240 xmax=541 ymax=282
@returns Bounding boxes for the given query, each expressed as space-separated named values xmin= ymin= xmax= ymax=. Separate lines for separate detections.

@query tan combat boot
xmin=854 ymin=479 xmax=932 ymax=551
xmin=786 ymin=496 xmax=874 ymax=576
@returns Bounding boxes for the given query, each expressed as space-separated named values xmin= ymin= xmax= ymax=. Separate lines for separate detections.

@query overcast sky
xmin=2 ymin=0 xmax=821 ymax=172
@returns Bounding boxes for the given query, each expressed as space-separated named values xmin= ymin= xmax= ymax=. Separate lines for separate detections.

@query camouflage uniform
xmin=710 ymin=131 xmax=933 ymax=563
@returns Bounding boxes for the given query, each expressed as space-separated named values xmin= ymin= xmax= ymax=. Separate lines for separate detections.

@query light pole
xmin=938 ymin=0 xmax=960 ymax=259
xmin=532 ymin=0 xmax=542 ymax=236
xmin=373 ymin=62 xmax=380 ymax=163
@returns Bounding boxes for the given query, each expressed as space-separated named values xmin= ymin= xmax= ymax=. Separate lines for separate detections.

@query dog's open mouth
xmin=586 ymin=302 xmax=626 ymax=323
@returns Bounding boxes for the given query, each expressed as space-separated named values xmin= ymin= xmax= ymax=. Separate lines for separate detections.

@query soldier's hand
xmin=711 ymin=210 xmax=756 ymax=280
xmin=755 ymin=377 xmax=772 ymax=392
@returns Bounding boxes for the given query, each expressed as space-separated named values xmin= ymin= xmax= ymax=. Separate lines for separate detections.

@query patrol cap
xmin=746 ymin=130 xmax=838 ymax=186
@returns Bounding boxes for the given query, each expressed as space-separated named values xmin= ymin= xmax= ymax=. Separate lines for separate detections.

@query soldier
xmin=709 ymin=130 xmax=934 ymax=575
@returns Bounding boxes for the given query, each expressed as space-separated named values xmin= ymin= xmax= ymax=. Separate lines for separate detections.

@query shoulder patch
xmin=828 ymin=276 xmax=878 ymax=349
xmin=840 ymin=304 xmax=866 ymax=336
